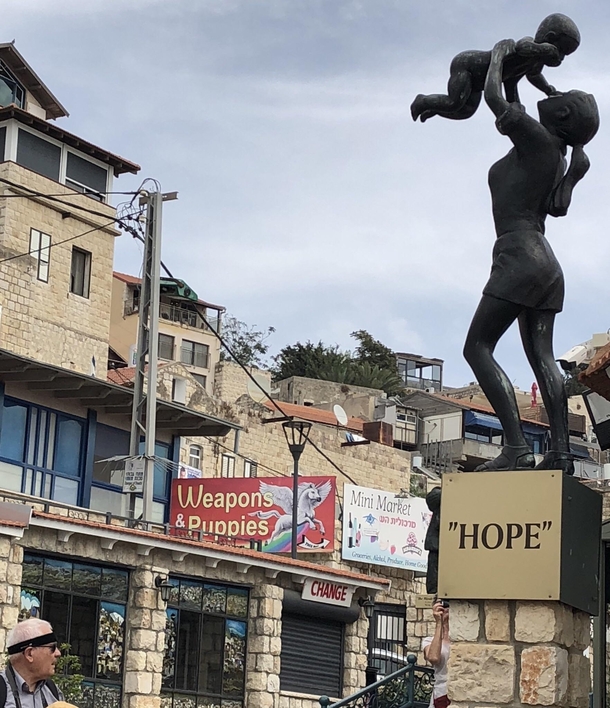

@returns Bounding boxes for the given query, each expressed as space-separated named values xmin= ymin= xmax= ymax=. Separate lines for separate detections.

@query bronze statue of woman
xmin=462 ymin=39 xmax=599 ymax=475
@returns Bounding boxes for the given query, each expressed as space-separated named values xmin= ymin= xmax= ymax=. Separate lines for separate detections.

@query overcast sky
xmin=5 ymin=0 xmax=610 ymax=389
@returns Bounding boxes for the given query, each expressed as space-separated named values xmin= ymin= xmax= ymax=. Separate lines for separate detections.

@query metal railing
xmin=319 ymin=655 xmax=434 ymax=708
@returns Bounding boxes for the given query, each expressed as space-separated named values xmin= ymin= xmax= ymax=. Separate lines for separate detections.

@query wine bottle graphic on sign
xmin=348 ymin=513 xmax=354 ymax=548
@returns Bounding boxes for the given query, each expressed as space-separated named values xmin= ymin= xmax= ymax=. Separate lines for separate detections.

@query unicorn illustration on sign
xmin=250 ymin=480 xmax=333 ymax=552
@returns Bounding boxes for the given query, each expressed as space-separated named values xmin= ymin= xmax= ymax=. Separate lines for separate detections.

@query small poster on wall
xmin=341 ymin=483 xmax=431 ymax=572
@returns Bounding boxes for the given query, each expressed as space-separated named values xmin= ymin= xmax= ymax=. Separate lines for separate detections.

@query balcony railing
xmin=180 ymin=347 xmax=209 ymax=369
xmin=159 ymin=303 xmax=220 ymax=333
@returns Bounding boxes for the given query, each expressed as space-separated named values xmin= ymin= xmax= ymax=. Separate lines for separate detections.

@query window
xmin=29 ymin=229 xmax=51 ymax=282
xmin=0 ymin=61 xmax=24 ymax=109
xmin=90 ymin=424 xmax=172 ymax=523
xmin=221 ymin=454 xmax=235 ymax=478
xmin=0 ymin=126 xmax=6 ymax=162
xmin=192 ymin=373 xmax=207 ymax=389
xmin=244 ymin=460 xmax=257 ymax=478
xmin=171 ymin=378 xmax=187 ymax=404
xmin=70 ymin=247 xmax=91 ymax=298
xmin=65 ymin=152 xmax=108 ymax=202
xmin=20 ymin=553 xmax=128 ymax=708
xmin=162 ymin=577 xmax=248 ymax=708
xmin=189 ymin=445 xmax=202 ymax=470
xmin=17 ymin=129 xmax=61 ymax=182
xmin=181 ymin=340 xmax=209 ymax=368
xmin=0 ymin=397 xmax=84 ymax=505
xmin=280 ymin=613 xmax=343 ymax=696
xmin=371 ymin=604 xmax=407 ymax=678
xmin=159 ymin=333 xmax=175 ymax=360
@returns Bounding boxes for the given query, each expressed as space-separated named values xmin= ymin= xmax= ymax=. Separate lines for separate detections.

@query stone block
xmin=146 ymin=652 xmax=163 ymax=674
xmin=567 ymin=653 xmax=590 ymax=708
xmin=150 ymin=610 xmax=167 ymax=632
xmin=515 ymin=603 xmax=556 ymax=643
xmin=1 ymin=605 xmax=18 ymax=629
xmin=572 ymin=612 xmax=591 ymax=651
xmin=256 ymin=653 xmax=275 ymax=672
xmin=134 ymin=588 xmax=157 ymax=610
xmin=246 ymin=691 xmax=274 ymax=708
xmin=448 ymin=643 xmax=515 ymax=703
xmin=449 ymin=601 xmax=480 ymax=642
xmin=267 ymin=674 xmax=280 ymax=693
xmin=125 ymin=650 xmax=147 ymax=671
xmin=520 ymin=645 xmax=568 ymax=706
xmin=485 ymin=601 xmax=510 ymax=642
xmin=246 ymin=671 xmax=268 ymax=691
xmin=130 ymin=696 xmax=160 ymax=708
xmin=130 ymin=629 xmax=157 ymax=651
xmin=124 ymin=670 xmax=153 ymax=695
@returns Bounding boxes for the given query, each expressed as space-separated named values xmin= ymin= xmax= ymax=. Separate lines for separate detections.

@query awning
xmin=465 ymin=410 xmax=547 ymax=436
xmin=0 ymin=349 xmax=238 ymax=437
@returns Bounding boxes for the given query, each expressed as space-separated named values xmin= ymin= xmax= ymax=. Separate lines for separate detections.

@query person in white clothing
xmin=422 ymin=600 xmax=450 ymax=708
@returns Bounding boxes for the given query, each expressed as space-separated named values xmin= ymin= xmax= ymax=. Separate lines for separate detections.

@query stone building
xmin=0 ymin=44 xmax=139 ymax=376
xmin=109 ymin=272 xmax=224 ymax=396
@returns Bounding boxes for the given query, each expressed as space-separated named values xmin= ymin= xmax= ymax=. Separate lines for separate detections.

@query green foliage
xmin=53 ymin=643 xmax=84 ymax=704
xmin=409 ymin=473 xmax=427 ymax=498
xmin=220 ymin=315 xmax=275 ymax=368
xmin=563 ymin=368 xmax=588 ymax=397
xmin=351 ymin=329 xmax=396 ymax=371
xmin=272 ymin=331 xmax=404 ymax=396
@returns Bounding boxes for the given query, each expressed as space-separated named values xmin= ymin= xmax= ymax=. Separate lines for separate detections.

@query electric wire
xmin=0 ymin=176 xmax=140 ymax=222
xmin=0 ymin=208 xmax=144 ymax=266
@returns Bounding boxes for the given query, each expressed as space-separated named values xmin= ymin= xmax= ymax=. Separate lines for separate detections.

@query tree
xmin=220 ymin=315 xmax=275 ymax=368
xmin=271 ymin=331 xmax=404 ymax=396
xmin=271 ymin=341 xmax=349 ymax=381
xmin=54 ymin=643 xmax=85 ymax=704
xmin=351 ymin=329 xmax=396 ymax=371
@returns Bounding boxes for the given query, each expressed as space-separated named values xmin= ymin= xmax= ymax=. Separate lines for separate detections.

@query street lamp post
xmin=282 ymin=420 xmax=312 ymax=559
xmin=359 ymin=595 xmax=377 ymax=685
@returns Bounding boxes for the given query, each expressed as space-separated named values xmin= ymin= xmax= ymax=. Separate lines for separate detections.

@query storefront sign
xmin=438 ymin=470 xmax=601 ymax=613
xmin=341 ymin=484 xmax=430 ymax=571
xmin=302 ymin=578 xmax=354 ymax=607
xmin=170 ymin=476 xmax=336 ymax=553
xmin=122 ymin=458 xmax=145 ymax=493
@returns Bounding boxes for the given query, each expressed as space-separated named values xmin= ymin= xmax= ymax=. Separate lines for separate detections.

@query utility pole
xmin=129 ymin=188 xmax=176 ymax=521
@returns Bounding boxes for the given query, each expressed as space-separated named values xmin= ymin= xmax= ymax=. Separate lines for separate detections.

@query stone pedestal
xmin=448 ymin=600 xmax=591 ymax=708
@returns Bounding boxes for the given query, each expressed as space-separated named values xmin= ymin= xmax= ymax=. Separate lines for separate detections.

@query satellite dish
xmin=247 ymin=373 xmax=271 ymax=403
xmin=333 ymin=404 xmax=349 ymax=427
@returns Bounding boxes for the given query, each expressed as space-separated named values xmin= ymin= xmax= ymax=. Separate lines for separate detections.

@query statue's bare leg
xmin=518 ymin=308 xmax=574 ymax=475
xmin=411 ymin=69 xmax=478 ymax=122
xmin=464 ymin=295 xmax=535 ymax=470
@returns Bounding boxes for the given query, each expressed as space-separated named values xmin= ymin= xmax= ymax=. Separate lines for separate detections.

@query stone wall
xmin=0 ymin=162 xmax=117 ymax=376
xmin=448 ymin=600 xmax=591 ymax=708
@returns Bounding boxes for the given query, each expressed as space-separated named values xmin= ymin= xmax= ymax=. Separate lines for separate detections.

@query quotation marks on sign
xmin=447 ymin=521 xmax=553 ymax=550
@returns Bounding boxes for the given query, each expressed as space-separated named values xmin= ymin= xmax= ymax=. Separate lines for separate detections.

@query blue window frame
xmin=90 ymin=423 xmax=173 ymax=523
xmin=0 ymin=397 xmax=85 ymax=505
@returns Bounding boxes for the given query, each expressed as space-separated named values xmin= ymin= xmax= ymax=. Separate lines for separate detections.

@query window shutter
xmin=280 ymin=612 xmax=343 ymax=697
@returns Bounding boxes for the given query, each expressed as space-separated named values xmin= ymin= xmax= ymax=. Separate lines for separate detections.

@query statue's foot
xmin=419 ymin=109 xmax=436 ymax=123
xmin=475 ymin=445 xmax=535 ymax=472
xmin=410 ymin=94 xmax=428 ymax=121
xmin=535 ymin=450 xmax=575 ymax=476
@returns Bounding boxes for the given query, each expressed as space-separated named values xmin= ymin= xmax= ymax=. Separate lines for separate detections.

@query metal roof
xmin=0 ymin=349 xmax=238 ymax=437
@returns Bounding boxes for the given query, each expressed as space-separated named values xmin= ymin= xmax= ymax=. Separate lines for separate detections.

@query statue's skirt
xmin=482 ymin=229 xmax=564 ymax=313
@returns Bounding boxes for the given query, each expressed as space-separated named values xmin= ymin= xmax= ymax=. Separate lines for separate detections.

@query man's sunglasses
xmin=31 ymin=642 xmax=58 ymax=653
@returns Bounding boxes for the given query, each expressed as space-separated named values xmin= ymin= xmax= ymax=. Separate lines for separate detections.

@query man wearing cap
xmin=1 ymin=618 xmax=63 ymax=708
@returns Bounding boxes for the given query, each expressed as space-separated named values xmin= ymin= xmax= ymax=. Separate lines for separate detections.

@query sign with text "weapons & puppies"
xmin=170 ymin=476 xmax=336 ymax=553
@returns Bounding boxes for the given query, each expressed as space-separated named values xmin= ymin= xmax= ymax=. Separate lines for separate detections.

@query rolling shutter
xmin=280 ymin=612 xmax=344 ymax=697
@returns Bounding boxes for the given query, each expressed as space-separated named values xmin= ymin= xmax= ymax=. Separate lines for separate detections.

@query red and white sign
xmin=170 ymin=476 xmax=335 ymax=553
xmin=302 ymin=578 xmax=355 ymax=607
